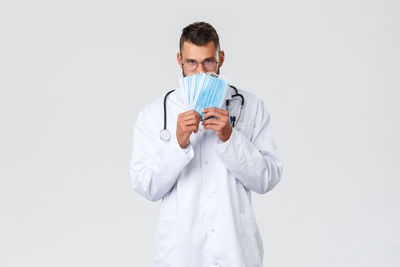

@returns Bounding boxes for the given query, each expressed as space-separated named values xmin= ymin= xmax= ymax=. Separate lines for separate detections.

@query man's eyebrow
xmin=183 ymin=56 xmax=217 ymax=61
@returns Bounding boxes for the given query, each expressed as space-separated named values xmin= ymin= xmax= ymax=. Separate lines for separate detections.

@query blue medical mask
xmin=179 ymin=73 xmax=229 ymax=120
xmin=179 ymin=72 xmax=229 ymax=120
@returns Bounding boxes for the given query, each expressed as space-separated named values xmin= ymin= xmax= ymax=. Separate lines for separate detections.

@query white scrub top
xmin=129 ymin=86 xmax=283 ymax=267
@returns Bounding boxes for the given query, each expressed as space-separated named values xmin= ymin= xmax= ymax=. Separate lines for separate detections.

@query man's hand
xmin=176 ymin=110 xmax=201 ymax=148
xmin=201 ymin=107 xmax=232 ymax=142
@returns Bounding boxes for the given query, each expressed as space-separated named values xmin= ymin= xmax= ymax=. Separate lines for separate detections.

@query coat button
xmin=207 ymin=228 xmax=215 ymax=237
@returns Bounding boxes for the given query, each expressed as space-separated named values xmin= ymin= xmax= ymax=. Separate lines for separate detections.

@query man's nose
xmin=196 ymin=63 xmax=206 ymax=73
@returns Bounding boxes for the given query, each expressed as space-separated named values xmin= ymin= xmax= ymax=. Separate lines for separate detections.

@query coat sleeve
xmin=214 ymin=98 xmax=283 ymax=194
xmin=129 ymin=108 xmax=195 ymax=202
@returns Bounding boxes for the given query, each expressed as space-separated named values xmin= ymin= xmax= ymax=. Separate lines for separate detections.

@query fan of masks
xmin=179 ymin=72 xmax=230 ymax=121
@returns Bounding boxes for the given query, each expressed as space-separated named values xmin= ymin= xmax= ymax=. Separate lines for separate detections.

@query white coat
xmin=129 ymin=85 xmax=283 ymax=267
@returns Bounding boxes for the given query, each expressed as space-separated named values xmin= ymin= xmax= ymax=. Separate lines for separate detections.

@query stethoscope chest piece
xmin=160 ymin=129 xmax=171 ymax=142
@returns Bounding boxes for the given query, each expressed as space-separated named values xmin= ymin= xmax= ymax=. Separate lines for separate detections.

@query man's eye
xmin=205 ymin=58 xmax=215 ymax=63
xmin=187 ymin=60 xmax=196 ymax=65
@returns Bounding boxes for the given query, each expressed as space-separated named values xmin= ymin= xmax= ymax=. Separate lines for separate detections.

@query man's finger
xmin=181 ymin=115 xmax=198 ymax=122
xmin=179 ymin=109 xmax=199 ymax=118
xmin=202 ymin=118 xmax=224 ymax=126
xmin=183 ymin=125 xmax=198 ymax=134
xmin=203 ymin=123 xmax=223 ymax=132
xmin=202 ymin=107 xmax=229 ymax=116
xmin=179 ymin=109 xmax=200 ymax=117
xmin=180 ymin=111 xmax=201 ymax=121
xmin=202 ymin=110 xmax=229 ymax=122
xmin=183 ymin=118 xmax=200 ymax=126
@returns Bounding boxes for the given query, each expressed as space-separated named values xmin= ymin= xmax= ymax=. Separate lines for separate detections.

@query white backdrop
xmin=1 ymin=0 xmax=399 ymax=266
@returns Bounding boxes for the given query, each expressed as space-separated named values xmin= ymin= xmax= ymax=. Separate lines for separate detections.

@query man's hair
xmin=179 ymin=22 xmax=220 ymax=54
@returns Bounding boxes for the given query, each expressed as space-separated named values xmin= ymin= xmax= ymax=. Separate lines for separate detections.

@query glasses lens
xmin=204 ymin=59 xmax=217 ymax=71
xmin=183 ymin=60 xmax=197 ymax=71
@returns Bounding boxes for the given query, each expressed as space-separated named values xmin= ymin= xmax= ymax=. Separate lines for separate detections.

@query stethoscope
xmin=160 ymin=85 xmax=244 ymax=142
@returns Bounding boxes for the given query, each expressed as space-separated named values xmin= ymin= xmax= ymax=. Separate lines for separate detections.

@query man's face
xmin=177 ymin=41 xmax=225 ymax=77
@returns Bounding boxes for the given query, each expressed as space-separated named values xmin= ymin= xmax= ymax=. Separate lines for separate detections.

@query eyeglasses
xmin=182 ymin=58 xmax=219 ymax=72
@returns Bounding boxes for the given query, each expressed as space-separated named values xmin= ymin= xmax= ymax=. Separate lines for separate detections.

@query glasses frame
xmin=181 ymin=57 xmax=220 ymax=72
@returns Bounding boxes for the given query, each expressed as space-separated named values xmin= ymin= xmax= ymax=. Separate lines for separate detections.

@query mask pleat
xmin=180 ymin=73 xmax=229 ymax=119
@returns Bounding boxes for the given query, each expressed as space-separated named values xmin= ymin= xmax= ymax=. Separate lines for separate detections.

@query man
xmin=129 ymin=22 xmax=283 ymax=267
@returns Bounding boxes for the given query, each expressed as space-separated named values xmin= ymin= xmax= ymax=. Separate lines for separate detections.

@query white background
xmin=1 ymin=0 xmax=399 ymax=266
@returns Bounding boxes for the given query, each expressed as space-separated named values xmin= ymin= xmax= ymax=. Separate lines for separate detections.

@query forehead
xmin=181 ymin=41 xmax=218 ymax=59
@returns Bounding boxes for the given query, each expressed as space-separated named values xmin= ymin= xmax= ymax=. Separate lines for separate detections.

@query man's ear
xmin=219 ymin=50 xmax=225 ymax=67
xmin=177 ymin=52 xmax=182 ymax=67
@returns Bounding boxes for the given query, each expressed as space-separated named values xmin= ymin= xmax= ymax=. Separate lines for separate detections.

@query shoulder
xmin=135 ymin=89 xmax=181 ymax=126
xmin=137 ymin=87 xmax=178 ymax=117
xmin=134 ymin=94 xmax=165 ymax=130
xmin=232 ymin=86 xmax=269 ymax=117
xmin=230 ymin=86 xmax=273 ymax=140
xmin=138 ymin=96 xmax=163 ymax=117
xmin=236 ymin=87 xmax=261 ymax=104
